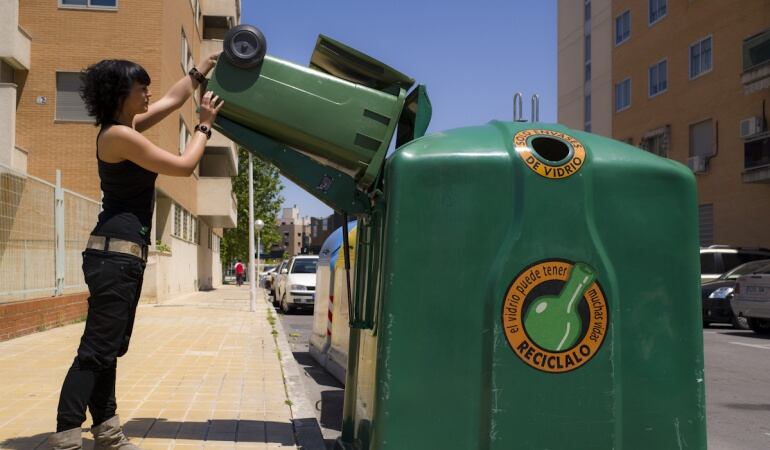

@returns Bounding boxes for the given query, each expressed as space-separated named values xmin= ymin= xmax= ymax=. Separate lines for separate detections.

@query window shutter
xmin=689 ymin=120 xmax=713 ymax=158
xmin=699 ymin=204 xmax=714 ymax=246
xmin=56 ymin=72 xmax=92 ymax=122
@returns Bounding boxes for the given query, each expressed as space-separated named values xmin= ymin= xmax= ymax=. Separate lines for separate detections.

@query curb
xmin=268 ymin=296 xmax=326 ymax=450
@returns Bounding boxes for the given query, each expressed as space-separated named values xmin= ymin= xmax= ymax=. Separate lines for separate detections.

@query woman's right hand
xmin=199 ymin=90 xmax=224 ymax=126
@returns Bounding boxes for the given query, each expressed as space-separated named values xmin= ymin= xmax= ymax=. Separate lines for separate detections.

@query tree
xmin=221 ymin=148 xmax=283 ymax=268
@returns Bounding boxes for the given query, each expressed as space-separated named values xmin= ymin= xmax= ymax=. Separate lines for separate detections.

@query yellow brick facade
xmin=611 ymin=0 xmax=770 ymax=247
xmin=12 ymin=0 xmax=239 ymax=300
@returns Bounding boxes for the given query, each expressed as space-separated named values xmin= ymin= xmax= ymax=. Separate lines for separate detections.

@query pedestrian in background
xmin=49 ymin=54 xmax=223 ymax=450
xmin=235 ymin=259 xmax=245 ymax=286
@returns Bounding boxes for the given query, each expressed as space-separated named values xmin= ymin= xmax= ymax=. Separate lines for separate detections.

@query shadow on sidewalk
xmin=1 ymin=418 xmax=296 ymax=449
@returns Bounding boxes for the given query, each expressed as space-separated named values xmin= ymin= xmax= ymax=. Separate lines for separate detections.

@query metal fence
xmin=0 ymin=163 xmax=100 ymax=304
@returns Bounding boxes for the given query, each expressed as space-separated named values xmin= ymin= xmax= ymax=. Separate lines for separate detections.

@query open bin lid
xmin=310 ymin=34 xmax=415 ymax=93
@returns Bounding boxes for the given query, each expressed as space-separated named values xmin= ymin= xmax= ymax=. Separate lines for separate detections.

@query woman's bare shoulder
xmin=98 ymin=125 xmax=139 ymax=163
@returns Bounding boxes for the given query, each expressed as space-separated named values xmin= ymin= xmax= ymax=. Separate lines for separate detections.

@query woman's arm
xmin=133 ymin=53 xmax=219 ymax=133
xmin=105 ymin=92 xmax=224 ymax=177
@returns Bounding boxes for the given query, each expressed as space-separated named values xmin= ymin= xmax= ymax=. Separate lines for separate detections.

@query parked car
xmin=732 ymin=261 xmax=770 ymax=335
xmin=259 ymin=264 xmax=278 ymax=288
xmin=278 ymin=255 xmax=318 ymax=314
xmin=701 ymin=259 xmax=770 ymax=328
xmin=700 ymin=245 xmax=770 ymax=282
xmin=270 ymin=260 xmax=289 ymax=305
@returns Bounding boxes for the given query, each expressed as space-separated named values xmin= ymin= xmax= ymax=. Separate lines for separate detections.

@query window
xmin=55 ymin=72 xmax=91 ymax=122
xmin=179 ymin=118 xmax=190 ymax=155
xmin=615 ymin=78 xmax=631 ymax=112
xmin=181 ymin=29 xmax=192 ymax=73
xmin=584 ymin=62 xmax=591 ymax=82
xmin=60 ymin=0 xmax=117 ymax=9
xmin=744 ymin=134 xmax=770 ymax=170
xmin=190 ymin=0 xmax=200 ymax=28
xmin=642 ymin=134 xmax=666 ymax=156
xmin=182 ymin=210 xmax=189 ymax=241
xmin=322 ymin=219 xmax=328 ymax=231
xmin=615 ymin=10 xmax=631 ymax=45
xmin=640 ymin=126 xmax=670 ymax=157
xmin=689 ymin=119 xmax=713 ymax=158
xmin=584 ymin=94 xmax=591 ymax=132
xmin=173 ymin=203 xmax=182 ymax=237
xmin=690 ymin=36 xmax=713 ymax=79
xmin=699 ymin=204 xmax=713 ymax=246
xmin=743 ymin=29 xmax=770 ymax=71
xmin=648 ymin=59 xmax=668 ymax=97
xmin=208 ymin=229 xmax=212 ymax=249
xmin=700 ymin=253 xmax=717 ymax=273
xmin=291 ymin=259 xmax=318 ymax=274
xmin=648 ymin=0 xmax=667 ymax=25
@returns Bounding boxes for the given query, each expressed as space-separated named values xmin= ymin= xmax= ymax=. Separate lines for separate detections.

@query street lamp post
xmin=254 ymin=219 xmax=264 ymax=304
xmin=248 ymin=153 xmax=256 ymax=312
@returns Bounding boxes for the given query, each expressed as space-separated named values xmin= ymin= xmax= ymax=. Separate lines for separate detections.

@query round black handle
xmin=223 ymin=24 xmax=267 ymax=69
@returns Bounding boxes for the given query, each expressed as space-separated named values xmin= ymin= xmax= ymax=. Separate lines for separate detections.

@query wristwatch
xmin=194 ymin=123 xmax=212 ymax=139
xmin=188 ymin=67 xmax=207 ymax=85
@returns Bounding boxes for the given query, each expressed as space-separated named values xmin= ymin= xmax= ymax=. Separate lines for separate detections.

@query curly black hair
xmin=79 ymin=60 xmax=151 ymax=127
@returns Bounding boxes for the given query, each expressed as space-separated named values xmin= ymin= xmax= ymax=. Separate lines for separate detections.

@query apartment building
xmin=2 ymin=0 xmax=240 ymax=304
xmin=271 ymin=206 xmax=312 ymax=258
xmin=558 ymin=0 xmax=770 ymax=247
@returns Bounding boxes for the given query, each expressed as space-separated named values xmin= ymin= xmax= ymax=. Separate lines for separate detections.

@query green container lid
xmin=209 ymin=34 xmax=421 ymax=190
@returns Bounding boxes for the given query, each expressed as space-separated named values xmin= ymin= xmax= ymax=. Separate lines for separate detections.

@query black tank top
xmin=91 ymin=122 xmax=158 ymax=246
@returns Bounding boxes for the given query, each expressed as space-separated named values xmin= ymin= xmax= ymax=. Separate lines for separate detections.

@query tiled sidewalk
xmin=0 ymin=286 xmax=298 ymax=450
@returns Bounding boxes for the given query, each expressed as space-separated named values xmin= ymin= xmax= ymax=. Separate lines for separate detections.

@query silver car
xmin=732 ymin=261 xmax=770 ymax=335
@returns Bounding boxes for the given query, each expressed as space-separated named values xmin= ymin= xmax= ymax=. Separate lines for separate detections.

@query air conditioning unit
xmin=687 ymin=156 xmax=707 ymax=174
xmin=740 ymin=117 xmax=765 ymax=139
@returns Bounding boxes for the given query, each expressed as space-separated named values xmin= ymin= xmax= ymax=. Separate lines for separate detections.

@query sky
xmin=241 ymin=0 xmax=558 ymax=218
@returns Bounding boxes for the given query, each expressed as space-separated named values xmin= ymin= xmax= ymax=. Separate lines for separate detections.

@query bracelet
xmin=188 ymin=67 xmax=207 ymax=85
xmin=194 ymin=123 xmax=212 ymax=139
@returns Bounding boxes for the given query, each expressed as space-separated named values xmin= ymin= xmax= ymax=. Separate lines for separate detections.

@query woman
xmin=49 ymin=55 xmax=224 ymax=450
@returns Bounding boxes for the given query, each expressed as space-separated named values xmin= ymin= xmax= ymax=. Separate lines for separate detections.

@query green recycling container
xmin=339 ymin=122 xmax=706 ymax=449
xmin=208 ymin=34 xmax=415 ymax=189
xmin=205 ymin=26 xmax=705 ymax=449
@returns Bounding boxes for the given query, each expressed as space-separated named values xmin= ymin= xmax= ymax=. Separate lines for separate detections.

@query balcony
xmin=0 ymin=83 xmax=17 ymax=168
xmin=201 ymin=0 xmax=239 ymax=24
xmin=742 ymin=28 xmax=770 ymax=94
xmin=742 ymin=133 xmax=770 ymax=183
xmin=0 ymin=1 xmax=31 ymax=70
xmin=197 ymin=177 xmax=237 ymax=228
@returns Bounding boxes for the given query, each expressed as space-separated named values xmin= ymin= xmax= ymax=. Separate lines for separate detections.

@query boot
xmin=48 ymin=428 xmax=82 ymax=450
xmin=91 ymin=416 xmax=142 ymax=450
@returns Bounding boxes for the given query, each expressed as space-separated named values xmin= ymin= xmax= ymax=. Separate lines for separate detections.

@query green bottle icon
xmin=523 ymin=262 xmax=596 ymax=352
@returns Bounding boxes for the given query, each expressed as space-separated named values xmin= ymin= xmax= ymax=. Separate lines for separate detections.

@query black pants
xmin=56 ymin=250 xmax=145 ymax=432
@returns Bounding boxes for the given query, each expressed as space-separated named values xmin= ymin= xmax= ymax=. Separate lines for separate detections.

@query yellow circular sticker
xmin=513 ymin=129 xmax=586 ymax=179
xmin=502 ymin=259 xmax=608 ymax=373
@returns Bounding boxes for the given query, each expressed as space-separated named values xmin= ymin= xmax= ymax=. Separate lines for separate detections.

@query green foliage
xmin=155 ymin=240 xmax=171 ymax=253
xmin=221 ymin=148 xmax=284 ymax=266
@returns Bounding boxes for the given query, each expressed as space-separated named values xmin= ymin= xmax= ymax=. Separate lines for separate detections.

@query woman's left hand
xmin=197 ymin=52 xmax=220 ymax=75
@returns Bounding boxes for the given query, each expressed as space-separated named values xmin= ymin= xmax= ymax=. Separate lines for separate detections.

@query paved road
xmin=279 ymin=308 xmax=770 ymax=450
xmin=276 ymin=307 xmax=343 ymax=450
xmin=704 ymin=324 xmax=770 ymax=450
